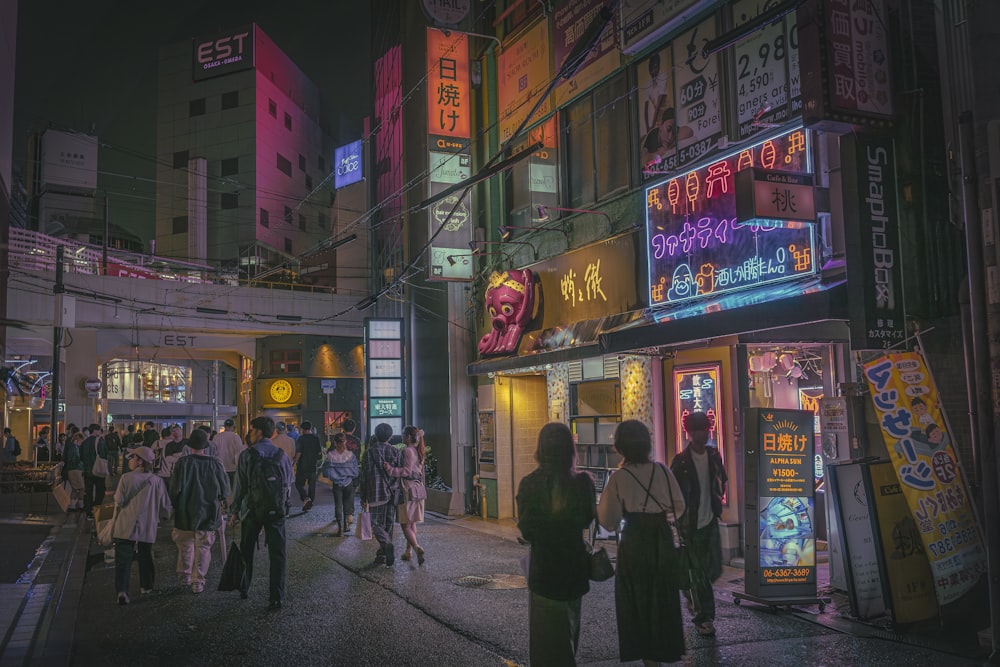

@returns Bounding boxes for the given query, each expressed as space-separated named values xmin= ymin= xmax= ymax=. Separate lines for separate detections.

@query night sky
xmin=13 ymin=0 xmax=372 ymax=241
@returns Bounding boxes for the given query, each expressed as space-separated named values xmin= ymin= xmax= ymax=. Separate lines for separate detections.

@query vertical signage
xmin=427 ymin=28 xmax=474 ymax=282
xmin=553 ymin=0 xmax=620 ymax=106
xmin=828 ymin=461 xmax=886 ymax=619
xmin=732 ymin=0 xmax=795 ymax=141
xmin=497 ymin=20 xmax=551 ymax=143
xmin=744 ymin=408 xmax=817 ymax=598
xmin=334 ymin=140 xmax=363 ymax=189
xmin=863 ymin=351 xmax=987 ymax=608
xmin=672 ymin=15 xmax=724 ymax=167
xmin=638 ymin=45 xmax=679 ymax=179
xmin=673 ymin=363 xmax=723 ymax=459
xmin=365 ymin=319 xmax=406 ymax=439
xmin=841 ymin=133 xmax=905 ymax=350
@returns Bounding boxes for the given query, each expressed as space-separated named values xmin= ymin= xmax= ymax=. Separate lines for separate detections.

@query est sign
xmin=193 ymin=26 xmax=254 ymax=81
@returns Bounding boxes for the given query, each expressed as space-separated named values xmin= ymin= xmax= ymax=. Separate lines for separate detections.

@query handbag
xmin=589 ymin=520 xmax=615 ymax=582
xmin=217 ymin=543 xmax=248 ymax=592
xmin=406 ymin=483 xmax=427 ymax=502
xmin=358 ymin=509 xmax=373 ymax=540
xmin=92 ymin=455 xmax=109 ymax=478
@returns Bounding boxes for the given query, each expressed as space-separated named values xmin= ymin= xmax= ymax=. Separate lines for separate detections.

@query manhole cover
xmin=453 ymin=574 xmax=527 ymax=590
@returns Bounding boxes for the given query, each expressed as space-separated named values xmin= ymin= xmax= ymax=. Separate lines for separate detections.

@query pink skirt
xmin=397 ymin=499 xmax=425 ymax=524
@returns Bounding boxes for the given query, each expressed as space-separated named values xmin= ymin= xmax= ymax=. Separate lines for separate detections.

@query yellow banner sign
xmin=863 ymin=351 xmax=987 ymax=606
xmin=497 ymin=20 xmax=551 ymax=143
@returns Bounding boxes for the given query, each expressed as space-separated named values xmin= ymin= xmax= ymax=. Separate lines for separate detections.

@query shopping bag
xmin=218 ymin=543 xmax=247 ymax=592
xmin=358 ymin=510 xmax=373 ymax=541
xmin=92 ymin=456 xmax=109 ymax=478
xmin=94 ymin=505 xmax=117 ymax=546
xmin=53 ymin=481 xmax=72 ymax=512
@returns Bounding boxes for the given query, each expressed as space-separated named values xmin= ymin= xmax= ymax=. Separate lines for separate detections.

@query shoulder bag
xmin=96 ymin=478 xmax=151 ymax=546
xmin=589 ymin=519 xmax=615 ymax=581
xmin=92 ymin=439 xmax=109 ymax=477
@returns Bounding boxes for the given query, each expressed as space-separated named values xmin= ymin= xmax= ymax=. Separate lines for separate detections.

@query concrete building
xmin=154 ymin=24 xmax=336 ymax=275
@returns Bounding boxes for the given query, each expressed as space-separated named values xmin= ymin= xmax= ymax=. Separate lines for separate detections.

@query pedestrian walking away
xmin=80 ymin=424 xmax=109 ymax=517
xmin=598 ymin=419 xmax=688 ymax=665
xmin=62 ymin=431 xmax=86 ymax=511
xmin=358 ymin=422 xmax=402 ymax=566
xmin=516 ymin=423 xmax=596 ymax=667
xmin=213 ymin=418 xmax=246 ymax=491
xmin=230 ymin=416 xmax=294 ymax=609
xmin=169 ymin=429 xmax=231 ymax=594
xmin=112 ymin=446 xmax=172 ymax=605
xmin=272 ymin=422 xmax=296 ymax=462
xmin=323 ymin=433 xmax=358 ymax=536
xmin=292 ymin=421 xmax=323 ymax=512
xmin=384 ymin=425 xmax=428 ymax=564
xmin=671 ymin=411 xmax=728 ymax=639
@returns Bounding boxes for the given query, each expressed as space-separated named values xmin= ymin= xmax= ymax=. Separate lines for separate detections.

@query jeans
xmin=529 ymin=591 xmax=582 ymax=666
xmin=115 ymin=539 xmax=154 ymax=594
xmin=239 ymin=516 xmax=286 ymax=603
xmin=295 ymin=470 xmax=318 ymax=503
xmin=83 ymin=474 xmax=106 ymax=513
xmin=689 ymin=518 xmax=721 ymax=624
xmin=171 ymin=528 xmax=217 ymax=585
xmin=331 ymin=483 xmax=355 ymax=528
xmin=107 ymin=451 xmax=119 ymax=474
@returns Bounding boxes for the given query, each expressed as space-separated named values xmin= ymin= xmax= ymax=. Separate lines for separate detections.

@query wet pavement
xmin=0 ymin=482 xmax=991 ymax=666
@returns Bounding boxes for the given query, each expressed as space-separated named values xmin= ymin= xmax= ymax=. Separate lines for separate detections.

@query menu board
xmin=732 ymin=0 xmax=793 ymax=141
xmin=672 ymin=16 xmax=724 ymax=167
xmin=745 ymin=408 xmax=817 ymax=597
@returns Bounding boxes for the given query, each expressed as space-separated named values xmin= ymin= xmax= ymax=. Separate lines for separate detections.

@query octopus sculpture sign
xmin=477 ymin=269 xmax=537 ymax=357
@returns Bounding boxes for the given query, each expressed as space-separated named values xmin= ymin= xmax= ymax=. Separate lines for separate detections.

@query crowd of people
xmin=41 ymin=416 xmax=430 ymax=612
xmin=517 ymin=412 xmax=727 ymax=667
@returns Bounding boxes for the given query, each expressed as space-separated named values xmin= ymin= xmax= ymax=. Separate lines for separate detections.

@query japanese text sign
xmin=863 ymin=351 xmax=987 ymax=606
xmin=673 ymin=363 xmax=724 ymax=457
xmin=426 ymin=29 xmax=470 ymax=141
xmin=497 ymin=21 xmax=551 ymax=143
xmin=646 ymin=129 xmax=816 ymax=308
xmin=553 ymin=0 xmax=620 ymax=106
xmin=735 ymin=168 xmax=816 ymax=225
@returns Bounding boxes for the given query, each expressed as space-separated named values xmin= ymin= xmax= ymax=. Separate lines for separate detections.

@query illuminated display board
xmin=365 ymin=318 xmax=405 ymax=438
xmin=334 ymin=140 xmax=363 ymax=189
xmin=645 ymin=129 xmax=816 ymax=307
xmin=744 ymin=408 xmax=817 ymax=598
xmin=673 ymin=363 xmax=723 ymax=458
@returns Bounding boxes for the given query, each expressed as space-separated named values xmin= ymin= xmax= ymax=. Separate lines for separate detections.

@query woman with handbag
xmin=383 ymin=425 xmax=427 ymax=564
xmin=598 ymin=420 xmax=687 ymax=666
xmin=324 ymin=433 xmax=358 ymax=536
xmin=516 ymin=423 xmax=596 ymax=666
xmin=112 ymin=446 xmax=172 ymax=605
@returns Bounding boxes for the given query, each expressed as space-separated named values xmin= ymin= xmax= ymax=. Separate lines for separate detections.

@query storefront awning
xmin=466 ymin=310 xmax=646 ymax=376
xmin=599 ymin=277 xmax=849 ymax=354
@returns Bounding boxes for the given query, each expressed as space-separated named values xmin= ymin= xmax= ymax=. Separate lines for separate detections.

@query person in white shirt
xmin=213 ymin=418 xmax=246 ymax=488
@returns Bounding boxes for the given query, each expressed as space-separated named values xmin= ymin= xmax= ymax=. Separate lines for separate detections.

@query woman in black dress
xmin=516 ymin=422 xmax=596 ymax=666
xmin=598 ymin=420 xmax=687 ymax=665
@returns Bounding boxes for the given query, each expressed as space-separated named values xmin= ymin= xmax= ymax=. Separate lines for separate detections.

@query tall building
xmin=154 ymin=24 xmax=335 ymax=275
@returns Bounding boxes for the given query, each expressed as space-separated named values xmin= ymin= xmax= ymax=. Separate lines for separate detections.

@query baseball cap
xmin=132 ymin=446 xmax=156 ymax=463
xmin=224 ymin=418 xmax=234 ymax=427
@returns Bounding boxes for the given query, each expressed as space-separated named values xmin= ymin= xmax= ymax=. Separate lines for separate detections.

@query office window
xmin=318 ymin=155 xmax=325 ymax=172
xmin=269 ymin=350 xmax=302 ymax=374
xmin=298 ymin=214 xmax=306 ymax=231
xmin=221 ymin=91 xmax=239 ymax=109
xmin=221 ymin=192 xmax=239 ymax=209
xmin=260 ymin=208 xmax=269 ymax=228
xmin=284 ymin=112 xmax=292 ymax=130
xmin=172 ymin=216 xmax=188 ymax=234
xmin=268 ymin=99 xmax=277 ymax=118
xmin=305 ymin=174 xmax=313 ymax=190
xmin=298 ymin=154 xmax=306 ymax=171
xmin=189 ymin=98 xmax=206 ymax=117
xmin=276 ymin=153 xmax=292 ymax=176
xmin=500 ymin=0 xmax=542 ymax=36
xmin=220 ymin=157 xmax=239 ymax=177
xmin=564 ymin=73 xmax=630 ymax=208
xmin=284 ymin=237 xmax=293 ymax=253
xmin=284 ymin=206 xmax=293 ymax=223
xmin=173 ymin=150 xmax=189 ymax=169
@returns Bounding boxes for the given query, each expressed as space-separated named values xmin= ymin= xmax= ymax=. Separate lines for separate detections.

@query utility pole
xmin=102 ymin=194 xmax=109 ymax=275
xmin=49 ymin=246 xmax=64 ymax=444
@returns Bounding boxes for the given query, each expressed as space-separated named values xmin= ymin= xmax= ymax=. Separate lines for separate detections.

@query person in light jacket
xmin=383 ymin=425 xmax=428 ymax=564
xmin=113 ymin=446 xmax=172 ymax=605
xmin=324 ymin=433 xmax=358 ymax=536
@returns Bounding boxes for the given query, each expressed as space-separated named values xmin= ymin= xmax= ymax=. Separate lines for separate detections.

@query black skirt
xmin=615 ymin=511 xmax=686 ymax=663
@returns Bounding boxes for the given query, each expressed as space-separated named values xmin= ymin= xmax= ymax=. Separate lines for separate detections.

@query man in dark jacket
xmin=359 ymin=423 xmax=402 ymax=566
xmin=169 ymin=429 xmax=230 ymax=594
xmin=80 ymin=424 xmax=109 ymax=517
xmin=670 ymin=411 xmax=728 ymax=638
xmin=292 ymin=421 xmax=323 ymax=512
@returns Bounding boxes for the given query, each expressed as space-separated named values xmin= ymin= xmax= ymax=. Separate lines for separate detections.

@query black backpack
xmin=12 ymin=438 xmax=21 ymax=456
xmin=248 ymin=448 xmax=289 ymax=521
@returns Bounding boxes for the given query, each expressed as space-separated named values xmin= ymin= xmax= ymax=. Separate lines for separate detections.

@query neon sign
xmin=646 ymin=129 xmax=816 ymax=306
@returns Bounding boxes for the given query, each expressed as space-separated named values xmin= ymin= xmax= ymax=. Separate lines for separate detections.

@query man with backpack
xmin=2 ymin=428 xmax=20 ymax=466
xmin=230 ymin=416 xmax=294 ymax=610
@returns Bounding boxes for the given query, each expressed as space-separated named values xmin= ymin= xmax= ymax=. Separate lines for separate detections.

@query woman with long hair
xmin=598 ymin=420 xmax=687 ymax=666
xmin=516 ymin=423 xmax=596 ymax=666
xmin=324 ymin=432 xmax=358 ymax=536
xmin=383 ymin=425 xmax=427 ymax=563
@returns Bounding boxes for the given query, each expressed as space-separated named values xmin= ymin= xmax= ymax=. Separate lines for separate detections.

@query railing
xmin=0 ymin=464 xmax=59 ymax=514
xmin=7 ymin=228 xmax=370 ymax=296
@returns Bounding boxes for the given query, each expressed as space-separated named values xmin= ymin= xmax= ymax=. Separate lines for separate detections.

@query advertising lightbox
xmin=192 ymin=25 xmax=254 ymax=82
xmin=334 ymin=140 xmax=363 ymax=189
xmin=365 ymin=319 xmax=405 ymax=437
xmin=645 ymin=129 xmax=816 ymax=308
xmin=743 ymin=408 xmax=818 ymax=600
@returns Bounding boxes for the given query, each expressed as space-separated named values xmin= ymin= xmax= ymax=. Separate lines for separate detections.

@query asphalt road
xmin=59 ymin=489 xmax=984 ymax=667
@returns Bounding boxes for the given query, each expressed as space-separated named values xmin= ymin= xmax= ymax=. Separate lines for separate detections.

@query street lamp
xmin=498 ymin=224 xmax=569 ymax=242
xmin=469 ymin=240 xmax=538 ymax=262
